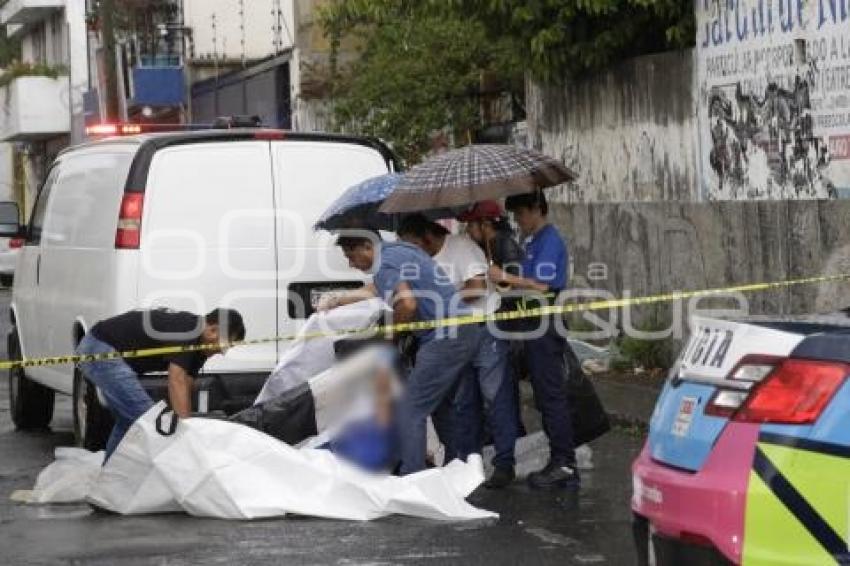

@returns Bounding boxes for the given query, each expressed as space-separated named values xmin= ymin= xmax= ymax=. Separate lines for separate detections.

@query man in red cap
xmin=451 ymin=201 xmax=527 ymax=488
xmin=458 ymin=201 xmax=525 ymax=275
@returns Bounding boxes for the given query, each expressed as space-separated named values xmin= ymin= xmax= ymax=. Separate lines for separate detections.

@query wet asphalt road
xmin=0 ymin=290 xmax=643 ymax=565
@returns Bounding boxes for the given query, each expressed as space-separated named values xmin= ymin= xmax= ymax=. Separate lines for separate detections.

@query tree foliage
xmin=322 ymin=0 xmax=694 ymax=82
xmin=0 ymin=27 xmax=21 ymax=68
xmin=319 ymin=0 xmax=694 ymax=162
xmin=323 ymin=6 xmax=522 ymax=164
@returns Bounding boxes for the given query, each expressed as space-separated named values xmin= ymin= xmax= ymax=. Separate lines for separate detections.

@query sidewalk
xmin=591 ymin=371 xmax=664 ymax=429
xmin=516 ymin=368 xmax=662 ymax=433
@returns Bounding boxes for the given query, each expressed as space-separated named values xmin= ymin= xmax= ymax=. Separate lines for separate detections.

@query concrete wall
xmin=526 ymin=50 xmax=699 ymax=204
xmin=550 ymin=199 xmax=850 ymax=322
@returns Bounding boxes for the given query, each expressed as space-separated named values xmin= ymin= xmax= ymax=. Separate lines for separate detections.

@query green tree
xmin=444 ymin=0 xmax=694 ymax=82
xmin=323 ymin=0 xmax=693 ymax=83
xmin=324 ymin=7 xmax=522 ymax=164
xmin=0 ymin=27 xmax=21 ymax=68
xmin=320 ymin=0 xmax=694 ymax=161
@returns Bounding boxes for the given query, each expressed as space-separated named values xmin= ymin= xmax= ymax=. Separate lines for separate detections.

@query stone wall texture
xmin=550 ymin=199 xmax=850 ymax=320
xmin=526 ymin=50 xmax=699 ymax=204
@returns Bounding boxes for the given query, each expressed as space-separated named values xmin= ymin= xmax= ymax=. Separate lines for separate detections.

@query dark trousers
xmin=454 ymin=330 xmax=519 ymax=469
xmin=395 ymin=324 xmax=483 ymax=475
xmin=524 ymin=323 xmax=576 ymax=465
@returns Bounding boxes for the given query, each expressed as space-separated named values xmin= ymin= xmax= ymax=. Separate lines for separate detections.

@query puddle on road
xmin=525 ymin=526 xmax=579 ymax=546
xmin=452 ymin=517 xmax=498 ymax=531
xmin=23 ymin=503 xmax=93 ymax=520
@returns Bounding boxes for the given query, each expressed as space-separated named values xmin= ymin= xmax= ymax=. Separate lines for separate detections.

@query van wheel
xmin=8 ymin=329 xmax=54 ymax=430
xmin=73 ymin=368 xmax=113 ymax=451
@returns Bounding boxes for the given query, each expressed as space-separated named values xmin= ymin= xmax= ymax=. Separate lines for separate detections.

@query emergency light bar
xmin=85 ymin=122 xmax=206 ymax=138
xmin=85 ymin=116 xmax=265 ymax=139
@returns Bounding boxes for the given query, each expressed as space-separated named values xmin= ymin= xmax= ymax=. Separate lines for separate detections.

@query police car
xmin=632 ymin=311 xmax=850 ymax=565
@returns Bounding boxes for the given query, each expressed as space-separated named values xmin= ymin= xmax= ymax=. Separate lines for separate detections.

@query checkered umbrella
xmin=379 ymin=144 xmax=575 ymax=214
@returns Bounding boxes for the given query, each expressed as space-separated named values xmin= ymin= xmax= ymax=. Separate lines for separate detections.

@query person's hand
xmin=488 ymin=264 xmax=506 ymax=284
xmin=317 ymin=293 xmax=340 ymax=312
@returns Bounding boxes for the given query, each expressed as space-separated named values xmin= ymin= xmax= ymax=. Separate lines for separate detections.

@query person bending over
xmin=321 ymin=232 xmax=482 ymax=475
xmin=76 ymin=308 xmax=245 ymax=459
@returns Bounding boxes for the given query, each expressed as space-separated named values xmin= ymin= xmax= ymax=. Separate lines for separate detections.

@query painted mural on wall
xmin=697 ymin=0 xmax=850 ymax=200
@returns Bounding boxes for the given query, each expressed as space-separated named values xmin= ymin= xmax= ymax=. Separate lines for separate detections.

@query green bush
xmin=609 ymin=314 xmax=677 ymax=371
xmin=0 ymin=62 xmax=68 ymax=89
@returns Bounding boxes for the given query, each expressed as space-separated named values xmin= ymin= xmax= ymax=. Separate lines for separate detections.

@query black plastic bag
xmin=564 ymin=343 xmax=611 ymax=446
xmin=229 ymin=382 xmax=318 ymax=445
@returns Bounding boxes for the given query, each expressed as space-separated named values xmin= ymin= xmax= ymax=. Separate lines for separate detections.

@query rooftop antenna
xmin=272 ymin=0 xmax=283 ymax=54
xmin=238 ymin=0 xmax=246 ymax=67
xmin=211 ymin=12 xmax=218 ymax=66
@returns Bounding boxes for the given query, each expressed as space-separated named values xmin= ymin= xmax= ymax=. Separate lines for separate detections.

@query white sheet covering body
xmin=83 ymin=403 xmax=496 ymax=521
xmin=255 ymin=298 xmax=389 ymax=404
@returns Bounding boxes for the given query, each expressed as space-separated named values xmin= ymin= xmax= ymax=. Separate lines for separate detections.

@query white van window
xmin=27 ymin=166 xmax=61 ymax=245
xmin=43 ymin=151 xmax=134 ymax=249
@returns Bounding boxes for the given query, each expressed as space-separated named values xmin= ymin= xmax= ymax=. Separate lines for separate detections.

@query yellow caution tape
xmin=2 ymin=272 xmax=849 ymax=371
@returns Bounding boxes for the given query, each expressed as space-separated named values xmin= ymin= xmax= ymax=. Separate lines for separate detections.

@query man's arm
xmin=167 ymin=363 xmax=194 ymax=418
xmin=488 ymin=265 xmax=550 ymax=292
xmin=459 ymin=275 xmax=487 ymax=303
xmin=318 ymin=283 xmax=378 ymax=311
xmin=392 ymin=281 xmax=418 ymax=323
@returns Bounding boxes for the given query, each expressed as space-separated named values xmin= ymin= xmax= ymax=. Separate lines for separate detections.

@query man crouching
xmin=76 ymin=308 xmax=245 ymax=459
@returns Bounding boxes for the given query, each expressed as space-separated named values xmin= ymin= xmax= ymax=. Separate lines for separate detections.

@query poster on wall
xmin=696 ymin=0 xmax=850 ymax=200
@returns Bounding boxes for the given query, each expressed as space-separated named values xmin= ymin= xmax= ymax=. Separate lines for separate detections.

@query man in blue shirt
xmin=488 ymin=192 xmax=579 ymax=489
xmin=323 ymin=232 xmax=483 ymax=475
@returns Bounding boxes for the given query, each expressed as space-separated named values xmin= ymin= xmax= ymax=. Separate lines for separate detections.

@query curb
xmin=592 ymin=376 xmax=663 ymax=431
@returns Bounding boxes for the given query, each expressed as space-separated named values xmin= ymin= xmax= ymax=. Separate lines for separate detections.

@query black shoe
xmin=485 ymin=466 xmax=515 ymax=489
xmin=527 ymin=461 xmax=580 ymax=490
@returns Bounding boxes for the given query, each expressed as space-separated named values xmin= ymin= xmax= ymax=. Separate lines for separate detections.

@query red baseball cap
xmin=457 ymin=200 xmax=505 ymax=222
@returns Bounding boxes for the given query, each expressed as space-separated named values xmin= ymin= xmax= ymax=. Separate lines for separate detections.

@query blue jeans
xmin=396 ymin=324 xmax=483 ymax=475
xmin=76 ymin=334 xmax=154 ymax=460
xmin=524 ymin=324 xmax=576 ymax=465
xmin=455 ymin=329 xmax=519 ymax=469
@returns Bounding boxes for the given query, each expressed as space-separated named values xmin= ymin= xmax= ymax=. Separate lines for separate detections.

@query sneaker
xmin=527 ymin=461 xmax=580 ymax=490
xmin=484 ymin=466 xmax=515 ymax=489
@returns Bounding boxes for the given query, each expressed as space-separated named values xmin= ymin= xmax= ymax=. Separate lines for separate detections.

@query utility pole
xmin=100 ymin=0 xmax=120 ymax=122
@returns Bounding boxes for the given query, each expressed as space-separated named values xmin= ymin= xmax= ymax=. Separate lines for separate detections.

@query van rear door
xmin=138 ymin=141 xmax=278 ymax=373
xmin=271 ymin=141 xmax=391 ymax=336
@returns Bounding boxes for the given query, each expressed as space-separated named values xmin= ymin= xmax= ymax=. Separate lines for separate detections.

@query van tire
xmin=73 ymin=368 xmax=113 ymax=451
xmin=8 ymin=329 xmax=54 ymax=430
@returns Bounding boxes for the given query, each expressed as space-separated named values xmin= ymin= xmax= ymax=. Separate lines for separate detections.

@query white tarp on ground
xmin=36 ymin=403 xmax=495 ymax=522
xmin=30 ymin=448 xmax=104 ymax=504
xmin=255 ymin=298 xmax=390 ymax=404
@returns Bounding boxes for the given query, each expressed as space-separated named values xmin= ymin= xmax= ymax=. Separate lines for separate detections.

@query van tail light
xmin=706 ymin=356 xmax=850 ymax=424
xmin=9 ymin=238 xmax=23 ymax=249
xmin=116 ymin=192 xmax=144 ymax=249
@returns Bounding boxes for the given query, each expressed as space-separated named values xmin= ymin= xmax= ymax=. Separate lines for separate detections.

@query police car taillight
xmin=733 ymin=359 xmax=849 ymax=424
xmin=704 ymin=355 xmax=783 ymax=418
xmin=116 ymin=192 xmax=144 ymax=249
xmin=705 ymin=356 xmax=849 ymax=423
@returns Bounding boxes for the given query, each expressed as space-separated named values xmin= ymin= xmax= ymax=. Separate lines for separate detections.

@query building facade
xmin=0 ymin=0 xmax=87 ymax=216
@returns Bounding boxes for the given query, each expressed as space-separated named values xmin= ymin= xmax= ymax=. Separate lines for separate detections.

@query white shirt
xmin=433 ymin=234 xmax=496 ymax=314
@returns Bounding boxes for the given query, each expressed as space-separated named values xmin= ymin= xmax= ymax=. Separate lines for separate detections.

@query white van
xmin=4 ymin=129 xmax=397 ymax=449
